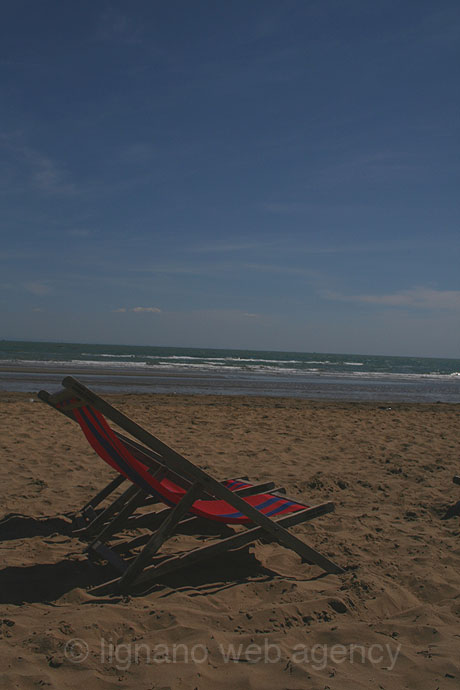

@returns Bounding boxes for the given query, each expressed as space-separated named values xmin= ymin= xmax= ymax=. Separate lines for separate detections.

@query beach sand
xmin=0 ymin=391 xmax=459 ymax=689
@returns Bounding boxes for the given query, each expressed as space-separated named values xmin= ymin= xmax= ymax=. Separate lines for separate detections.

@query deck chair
xmin=39 ymin=377 xmax=344 ymax=592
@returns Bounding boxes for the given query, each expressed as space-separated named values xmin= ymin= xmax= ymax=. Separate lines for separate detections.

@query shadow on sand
xmin=0 ymin=513 xmax=74 ymax=540
xmin=0 ymin=545 xmax=306 ymax=605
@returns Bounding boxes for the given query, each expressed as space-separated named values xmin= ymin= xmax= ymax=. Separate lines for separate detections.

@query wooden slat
xmin=74 ymin=484 xmax=141 ymax=537
xmin=89 ymin=486 xmax=147 ymax=546
xmin=81 ymin=474 xmax=126 ymax=512
xmin=119 ymin=482 xmax=204 ymax=587
xmin=38 ymin=389 xmax=83 ymax=408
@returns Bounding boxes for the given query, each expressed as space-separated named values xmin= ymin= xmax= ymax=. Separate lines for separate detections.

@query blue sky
xmin=1 ymin=0 xmax=459 ymax=357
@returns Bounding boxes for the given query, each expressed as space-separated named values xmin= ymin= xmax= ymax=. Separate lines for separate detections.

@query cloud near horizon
xmin=113 ymin=306 xmax=162 ymax=313
xmin=321 ymin=287 xmax=460 ymax=310
xmin=24 ymin=281 xmax=52 ymax=296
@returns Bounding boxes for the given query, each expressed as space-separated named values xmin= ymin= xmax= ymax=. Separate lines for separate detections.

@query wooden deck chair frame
xmin=40 ymin=377 xmax=344 ymax=592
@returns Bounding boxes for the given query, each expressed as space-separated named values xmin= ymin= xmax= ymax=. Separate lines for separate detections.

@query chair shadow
xmin=152 ymin=551 xmax=275 ymax=593
xmin=0 ymin=545 xmax=330 ymax=605
xmin=0 ymin=550 xmax=274 ymax=605
xmin=0 ymin=559 xmax=115 ymax=605
xmin=0 ymin=512 xmax=332 ymax=604
xmin=0 ymin=513 xmax=74 ymax=541
xmin=0 ymin=511 xmax=235 ymax=543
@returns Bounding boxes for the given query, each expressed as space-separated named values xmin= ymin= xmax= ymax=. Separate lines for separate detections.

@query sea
xmin=1 ymin=340 xmax=460 ymax=403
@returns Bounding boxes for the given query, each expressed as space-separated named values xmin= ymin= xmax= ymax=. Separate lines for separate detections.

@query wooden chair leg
xmin=74 ymin=484 xmax=140 ymax=537
xmin=89 ymin=488 xmax=147 ymax=547
xmin=80 ymin=474 xmax=126 ymax=514
xmin=118 ymin=482 xmax=203 ymax=589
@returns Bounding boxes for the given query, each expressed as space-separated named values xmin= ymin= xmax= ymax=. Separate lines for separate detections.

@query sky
xmin=1 ymin=0 xmax=459 ymax=357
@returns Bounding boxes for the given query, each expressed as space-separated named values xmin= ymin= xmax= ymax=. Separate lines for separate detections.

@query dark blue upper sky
xmin=1 ymin=0 xmax=459 ymax=356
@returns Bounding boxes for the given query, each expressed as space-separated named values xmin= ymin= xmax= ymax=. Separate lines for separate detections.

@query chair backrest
xmin=40 ymin=387 xmax=197 ymax=492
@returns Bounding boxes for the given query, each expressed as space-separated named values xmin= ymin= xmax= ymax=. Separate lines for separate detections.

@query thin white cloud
xmin=132 ymin=306 xmax=162 ymax=313
xmin=66 ymin=228 xmax=92 ymax=238
xmin=321 ymin=287 xmax=460 ymax=310
xmin=118 ymin=143 xmax=155 ymax=163
xmin=30 ymin=153 xmax=76 ymax=195
xmin=129 ymin=265 xmax=205 ymax=276
xmin=113 ymin=306 xmax=162 ymax=313
xmin=95 ymin=7 xmax=142 ymax=44
xmin=128 ymin=261 xmax=321 ymax=281
xmin=189 ymin=241 xmax=272 ymax=254
xmin=242 ymin=262 xmax=320 ymax=279
xmin=24 ymin=281 xmax=52 ymax=296
xmin=1 ymin=134 xmax=77 ymax=196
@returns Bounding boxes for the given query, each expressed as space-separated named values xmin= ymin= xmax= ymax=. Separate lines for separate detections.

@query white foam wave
xmin=81 ymin=352 xmax=136 ymax=358
xmin=146 ymin=355 xmax=303 ymax=364
xmin=206 ymin=357 xmax=302 ymax=364
xmin=146 ymin=355 xmax=200 ymax=360
xmin=4 ymin=358 xmax=149 ymax=369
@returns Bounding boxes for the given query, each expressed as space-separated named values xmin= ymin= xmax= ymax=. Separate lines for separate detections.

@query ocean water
xmin=1 ymin=340 xmax=460 ymax=403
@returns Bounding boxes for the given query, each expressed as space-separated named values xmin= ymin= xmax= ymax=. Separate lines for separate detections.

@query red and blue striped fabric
xmin=65 ymin=403 xmax=307 ymax=524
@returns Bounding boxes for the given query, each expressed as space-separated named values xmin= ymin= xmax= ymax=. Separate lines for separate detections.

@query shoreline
xmin=1 ymin=363 xmax=460 ymax=403
xmin=2 ymin=388 xmax=459 ymax=410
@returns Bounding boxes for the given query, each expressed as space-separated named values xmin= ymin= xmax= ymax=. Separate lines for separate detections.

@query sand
xmin=0 ymin=390 xmax=459 ymax=689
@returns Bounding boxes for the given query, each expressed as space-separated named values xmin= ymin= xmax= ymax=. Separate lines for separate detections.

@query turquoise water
xmin=1 ymin=340 xmax=460 ymax=402
xmin=1 ymin=340 xmax=460 ymax=376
